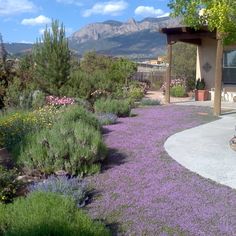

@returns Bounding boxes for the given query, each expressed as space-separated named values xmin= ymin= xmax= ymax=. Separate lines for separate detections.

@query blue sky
xmin=0 ymin=0 xmax=170 ymax=43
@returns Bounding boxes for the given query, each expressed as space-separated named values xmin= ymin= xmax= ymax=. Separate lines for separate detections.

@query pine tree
xmin=33 ymin=20 xmax=71 ymax=95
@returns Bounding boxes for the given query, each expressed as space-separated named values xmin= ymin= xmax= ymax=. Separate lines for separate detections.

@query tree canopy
xmin=168 ymin=0 xmax=236 ymax=44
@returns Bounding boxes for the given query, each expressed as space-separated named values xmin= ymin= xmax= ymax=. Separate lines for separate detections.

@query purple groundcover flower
xmin=85 ymin=105 xmax=236 ymax=235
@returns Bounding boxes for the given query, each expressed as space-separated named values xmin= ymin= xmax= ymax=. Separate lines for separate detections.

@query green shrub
xmin=170 ymin=85 xmax=186 ymax=97
xmin=140 ymin=98 xmax=161 ymax=106
xmin=0 ymin=191 xmax=110 ymax=236
xmin=17 ymin=120 xmax=107 ymax=176
xmin=59 ymin=105 xmax=100 ymax=130
xmin=94 ymin=98 xmax=131 ymax=117
xmin=0 ymin=167 xmax=22 ymax=204
xmin=128 ymin=86 xmax=144 ymax=101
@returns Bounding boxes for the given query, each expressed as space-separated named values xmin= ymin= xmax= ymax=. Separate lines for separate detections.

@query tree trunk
xmin=213 ymin=32 xmax=223 ymax=116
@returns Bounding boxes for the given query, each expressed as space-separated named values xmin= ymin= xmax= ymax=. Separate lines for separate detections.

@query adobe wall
xmin=196 ymin=38 xmax=217 ymax=90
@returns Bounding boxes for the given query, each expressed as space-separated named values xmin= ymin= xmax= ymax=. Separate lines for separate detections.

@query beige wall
xmin=196 ymin=38 xmax=217 ymax=90
xmin=196 ymin=40 xmax=236 ymax=93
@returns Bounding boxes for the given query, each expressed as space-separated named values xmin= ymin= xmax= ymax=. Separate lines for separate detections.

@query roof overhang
xmin=160 ymin=26 xmax=216 ymax=45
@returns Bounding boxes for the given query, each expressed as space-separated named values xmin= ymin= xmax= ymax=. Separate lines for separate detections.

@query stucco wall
xmin=196 ymin=38 xmax=217 ymax=90
xmin=196 ymin=40 xmax=236 ymax=93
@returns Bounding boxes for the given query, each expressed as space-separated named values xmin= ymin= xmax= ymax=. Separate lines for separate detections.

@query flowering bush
xmin=28 ymin=175 xmax=88 ymax=208
xmin=161 ymin=78 xmax=187 ymax=93
xmin=0 ymin=106 xmax=58 ymax=150
xmin=46 ymin=95 xmax=75 ymax=106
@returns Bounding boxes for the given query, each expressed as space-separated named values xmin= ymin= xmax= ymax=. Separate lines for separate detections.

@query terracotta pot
xmin=195 ymin=90 xmax=209 ymax=101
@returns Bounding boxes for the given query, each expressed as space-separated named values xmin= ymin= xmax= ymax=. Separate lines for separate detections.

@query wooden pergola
xmin=161 ymin=26 xmax=223 ymax=116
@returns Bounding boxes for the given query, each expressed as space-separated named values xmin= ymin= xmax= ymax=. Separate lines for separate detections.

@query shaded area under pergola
xmin=160 ymin=26 xmax=223 ymax=116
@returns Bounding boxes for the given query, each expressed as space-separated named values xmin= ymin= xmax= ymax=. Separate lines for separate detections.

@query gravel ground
xmin=86 ymin=105 xmax=236 ymax=236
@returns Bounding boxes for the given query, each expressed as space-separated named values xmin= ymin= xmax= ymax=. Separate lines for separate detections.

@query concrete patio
xmin=165 ymin=112 xmax=236 ymax=189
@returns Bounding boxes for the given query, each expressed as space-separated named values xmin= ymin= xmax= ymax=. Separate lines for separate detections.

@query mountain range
xmin=4 ymin=17 xmax=181 ymax=59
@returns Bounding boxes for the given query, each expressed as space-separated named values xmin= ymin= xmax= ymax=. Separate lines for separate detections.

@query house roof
xmin=160 ymin=19 xmax=216 ymax=45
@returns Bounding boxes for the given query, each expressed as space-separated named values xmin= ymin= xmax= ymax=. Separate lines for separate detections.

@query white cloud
xmin=0 ymin=0 xmax=36 ymax=16
xmin=135 ymin=6 xmax=166 ymax=17
xmin=83 ymin=0 xmax=128 ymax=17
xmin=21 ymin=15 xmax=51 ymax=26
xmin=56 ymin=0 xmax=83 ymax=6
xmin=20 ymin=40 xmax=33 ymax=44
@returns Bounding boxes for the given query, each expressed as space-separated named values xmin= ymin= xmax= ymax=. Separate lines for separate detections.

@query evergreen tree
xmin=33 ymin=20 xmax=71 ymax=95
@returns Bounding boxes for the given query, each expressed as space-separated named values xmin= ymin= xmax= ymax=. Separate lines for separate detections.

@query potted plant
xmin=195 ymin=78 xmax=209 ymax=101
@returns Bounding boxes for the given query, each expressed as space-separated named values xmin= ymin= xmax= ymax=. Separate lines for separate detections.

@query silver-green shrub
xmin=28 ymin=175 xmax=88 ymax=208
xmin=18 ymin=120 xmax=107 ymax=176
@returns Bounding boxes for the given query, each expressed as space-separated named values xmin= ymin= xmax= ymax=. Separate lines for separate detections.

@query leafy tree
xmin=168 ymin=0 xmax=236 ymax=115
xmin=67 ymin=52 xmax=137 ymax=100
xmin=168 ymin=0 xmax=236 ymax=45
xmin=172 ymin=42 xmax=197 ymax=90
xmin=33 ymin=20 xmax=71 ymax=95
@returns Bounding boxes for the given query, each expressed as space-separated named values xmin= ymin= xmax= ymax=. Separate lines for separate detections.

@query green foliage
xmin=196 ymin=78 xmax=206 ymax=90
xmin=148 ymin=73 xmax=165 ymax=90
xmin=168 ymin=0 xmax=236 ymax=45
xmin=64 ymin=52 xmax=137 ymax=100
xmin=33 ymin=20 xmax=71 ymax=95
xmin=3 ymin=77 xmax=44 ymax=109
xmin=128 ymin=84 xmax=144 ymax=101
xmin=59 ymin=105 xmax=100 ymax=130
xmin=170 ymin=85 xmax=186 ymax=97
xmin=17 ymin=120 xmax=107 ymax=176
xmin=172 ymin=42 xmax=196 ymax=91
xmin=0 ymin=106 xmax=58 ymax=150
xmin=94 ymin=98 xmax=131 ymax=117
xmin=0 ymin=166 xmax=21 ymax=204
xmin=0 ymin=191 xmax=110 ymax=236
xmin=140 ymin=98 xmax=161 ymax=106
xmin=18 ymin=54 xmax=35 ymax=82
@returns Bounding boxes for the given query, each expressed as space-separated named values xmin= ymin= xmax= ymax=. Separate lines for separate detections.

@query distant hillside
xmin=69 ymin=17 xmax=181 ymax=59
xmin=4 ymin=43 xmax=33 ymax=56
xmin=4 ymin=17 xmax=182 ymax=59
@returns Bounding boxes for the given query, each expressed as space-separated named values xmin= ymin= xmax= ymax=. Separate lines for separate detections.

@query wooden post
xmin=213 ymin=33 xmax=223 ymax=116
xmin=165 ymin=43 xmax=172 ymax=104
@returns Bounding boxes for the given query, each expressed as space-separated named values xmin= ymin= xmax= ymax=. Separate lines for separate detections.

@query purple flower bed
xmin=86 ymin=105 xmax=236 ymax=235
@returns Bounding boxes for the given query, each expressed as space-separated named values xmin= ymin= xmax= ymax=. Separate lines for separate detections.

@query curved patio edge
xmin=164 ymin=115 xmax=236 ymax=189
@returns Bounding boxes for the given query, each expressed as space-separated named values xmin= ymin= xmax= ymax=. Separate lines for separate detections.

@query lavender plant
xmin=28 ymin=175 xmax=88 ymax=208
xmin=96 ymin=113 xmax=118 ymax=125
